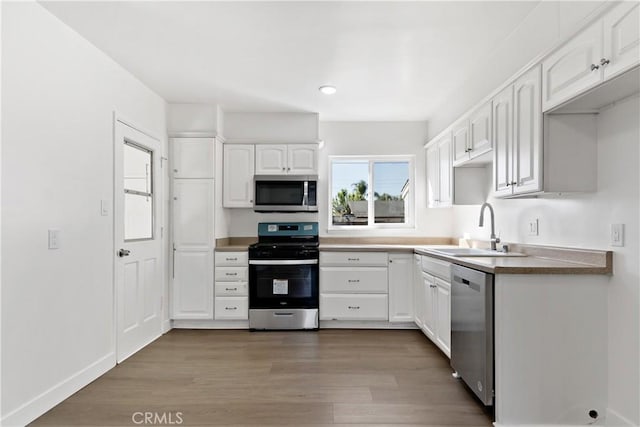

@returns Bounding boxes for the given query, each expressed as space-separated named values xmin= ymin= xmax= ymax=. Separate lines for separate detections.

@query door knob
xmin=118 ymin=249 xmax=131 ymax=257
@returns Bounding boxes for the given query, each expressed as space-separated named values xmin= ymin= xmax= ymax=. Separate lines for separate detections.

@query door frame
xmin=112 ymin=111 xmax=167 ymax=362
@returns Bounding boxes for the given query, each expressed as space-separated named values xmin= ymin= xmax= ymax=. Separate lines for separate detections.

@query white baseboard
xmin=320 ymin=320 xmax=418 ymax=329
xmin=606 ymin=408 xmax=638 ymax=426
xmin=1 ymin=352 xmax=115 ymax=427
xmin=162 ymin=318 xmax=172 ymax=333
xmin=172 ymin=319 xmax=249 ymax=329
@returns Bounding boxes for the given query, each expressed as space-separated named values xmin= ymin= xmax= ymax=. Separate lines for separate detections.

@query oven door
xmin=249 ymin=259 xmax=319 ymax=309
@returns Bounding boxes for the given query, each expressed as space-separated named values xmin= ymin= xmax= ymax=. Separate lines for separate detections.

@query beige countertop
xmin=215 ymin=237 xmax=612 ymax=275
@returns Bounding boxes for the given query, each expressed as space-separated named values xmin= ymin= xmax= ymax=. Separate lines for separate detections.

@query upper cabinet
xmin=223 ymin=144 xmax=255 ymax=208
xmin=493 ymin=66 xmax=544 ymax=197
xmin=426 ymin=132 xmax=453 ymax=208
xmin=542 ymin=2 xmax=639 ymax=111
xmin=452 ymin=101 xmax=492 ymax=167
xmin=172 ymin=138 xmax=214 ymax=178
xmin=603 ymin=1 xmax=640 ymax=79
xmin=255 ymin=144 xmax=318 ymax=175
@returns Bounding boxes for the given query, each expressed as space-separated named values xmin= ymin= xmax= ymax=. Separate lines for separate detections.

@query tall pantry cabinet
xmin=171 ymin=138 xmax=216 ymax=319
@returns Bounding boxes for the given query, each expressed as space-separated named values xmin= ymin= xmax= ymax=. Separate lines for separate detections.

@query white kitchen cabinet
xmin=451 ymin=118 xmax=470 ymax=166
xmin=542 ymin=21 xmax=603 ymax=111
xmin=419 ymin=255 xmax=451 ymax=358
xmin=255 ymin=144 xmax=318 ymax=175
xmin=542 ymin=2 xmax=640 ymax=112
xmin=388 ymin=253 xmax=414 ymax=323
xmin=426 ymin=132 xmax=453 ymax=208
xmin=319 ymin=294 xmax=388 ymax=321
xmin=172 ymin=179 xmax=214 ymax=250
xmin=172 ymin=249 xmax=214 ymax=319
xmin=214 ymin=251 xmax=249 ymax=321
xmin=413 ymin=255 xmax=424 ymax=328
xmin=320 ymin=251 xmax=389 ymax=322
xmin=492 ymin=83 xmax=514 ymax=198
xmin=468 ymin=101 xmax=493 ymax=160
xmin=434 ymin=277 xmax=451 ymax=357
xmin=171 ymin=137 xmax=214 ymax=179
xmin=603 ymin=1 xmax=640 ymax=80
xmin=223 ymin=144 xmax=254 ymax=208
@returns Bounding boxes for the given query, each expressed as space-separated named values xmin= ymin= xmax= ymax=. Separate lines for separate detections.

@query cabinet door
xmin=469 ymin=101 xmax=492 ymax=159
xmin=542 ymin=21 xmax=603 ymax=111
xmin=493 ymin=84 xmax=514 ymax=197
xmin=603 ymin=1 xmax=640 ymax=80
xmin=421 ymin=272 xmax=436 ymax=339
xmin=425 ymin=144 xmax=440 ymax=208
xmin=388 ymin=254 xmax=414 ymax=323
xmin=513 ymin=66 xmax=542 ymax=196
xmin=435 ymin=278 xmax=451 ymax=358
xmin=288 ymin=144 xmax=318 ymax=175
xmin=413 ymin=255 xmax=424 ymax=327
xmin=171 ymin=138 xmax=214 ymax=179
xmin=451 ymin=118 xmax=470 ymax=166
xmin=437 ymin=134 xmax=453 ymax=206
xmin=172 ymin=249 xmax=213 ymax=319
xmin=255 ymin=144 xmax=287 ymax=175
xmin=223 ymin=144 xmax=254 ymax=208
xmin=173 ymin=179 xmax=214 ymax=250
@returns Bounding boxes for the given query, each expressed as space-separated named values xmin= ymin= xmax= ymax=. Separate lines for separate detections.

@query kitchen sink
xmin=430 ymin=248 xmax=527 ymax=257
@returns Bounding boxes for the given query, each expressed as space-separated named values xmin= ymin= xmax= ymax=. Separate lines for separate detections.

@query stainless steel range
xmin=248 ymin=222 xmax=319 ymax=330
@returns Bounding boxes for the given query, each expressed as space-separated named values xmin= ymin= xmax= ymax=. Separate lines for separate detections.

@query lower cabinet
xmin=413 ymin=255 xmax=425 ymax=328
xmin=416 ymin=255 xmax=451 ymax=358
xmin=172 ymin=249 xmax=214 ymax=319
xmin=388 ymin=253 xmax=414 ymax=322
xmin=214 ymin=251 xmax=248 ymax=320
xmin=319 ymin=251 xmax=389 ymax=322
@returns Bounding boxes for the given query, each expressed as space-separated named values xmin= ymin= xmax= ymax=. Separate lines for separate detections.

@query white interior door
xmin=114 ymin=119 xmax=162 ymax=363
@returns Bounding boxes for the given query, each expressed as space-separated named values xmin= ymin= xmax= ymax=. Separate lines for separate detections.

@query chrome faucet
xmin=479 ymin=202 xmax=500 ymax=251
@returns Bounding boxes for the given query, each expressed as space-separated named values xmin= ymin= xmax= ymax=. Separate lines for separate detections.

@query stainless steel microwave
xmin=253 ymin=175 xmax=318 ymax=212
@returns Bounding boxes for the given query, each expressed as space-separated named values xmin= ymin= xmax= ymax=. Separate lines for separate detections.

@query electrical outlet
xmin=528 ymin=219 xmax=539 ymax=236
xmin=611 ymin=224 xmax=624 ymax=247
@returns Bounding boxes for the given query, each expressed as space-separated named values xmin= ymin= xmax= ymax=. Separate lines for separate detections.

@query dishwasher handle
xmin=452 ymin=273 xmax=481 ymax=291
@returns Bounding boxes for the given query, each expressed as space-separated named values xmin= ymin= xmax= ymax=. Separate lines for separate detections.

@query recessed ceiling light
xmin=319 ymin=85 xmax=336 ymax=95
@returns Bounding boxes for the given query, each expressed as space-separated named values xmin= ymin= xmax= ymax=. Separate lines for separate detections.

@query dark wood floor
xmin=31 ymin=329 xmax=492 ymax=426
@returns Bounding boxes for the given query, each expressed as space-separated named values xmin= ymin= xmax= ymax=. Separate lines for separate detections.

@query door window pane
xmin=331 ymin=162 xmax=368 ymax=226
xmin=124 ymin=141 xmax=153 ymax=241
xmin=125 ymin=193 xmax=153 ymax=240
xmin=373 ymin=162 xmax=409 ymax=224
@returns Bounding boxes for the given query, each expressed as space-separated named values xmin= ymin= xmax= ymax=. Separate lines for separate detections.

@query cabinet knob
xmin=506 ymin=183 xmax=511 ymax=187
xmin=282 ymin=167 xmax=285 ymax=171
xmin=600 ymin=58 xmax=610 ymax=67
xmin=173 ymin=169 xmax=178 ymax=173
xmin=590 ymin=63 xmax=600 ymax=71
xmin=511 ymin=181 xmax=517 ymax=186
xmin=287 ymin=167 xmax=291 ymax=171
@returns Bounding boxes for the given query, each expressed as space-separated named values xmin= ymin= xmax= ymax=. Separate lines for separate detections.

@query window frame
xmin=123 ymin=140 xmax=155 ymax=242
xmin=328 ymin=155 xmax=415 ymax=231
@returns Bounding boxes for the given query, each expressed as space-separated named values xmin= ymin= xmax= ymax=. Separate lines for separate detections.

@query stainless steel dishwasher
xmin=451 ymin=264 xmax=494 ymax=406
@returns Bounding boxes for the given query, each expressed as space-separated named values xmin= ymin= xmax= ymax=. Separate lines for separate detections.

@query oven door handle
xmin=249 ymin=259 xmax=318 ymax=265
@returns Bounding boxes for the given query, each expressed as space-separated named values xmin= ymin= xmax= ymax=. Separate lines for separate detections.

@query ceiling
xmin=41 ymin=1 xmax=540 ymax=121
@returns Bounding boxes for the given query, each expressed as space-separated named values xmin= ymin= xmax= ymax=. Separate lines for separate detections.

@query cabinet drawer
xmin=320 ymin=294 xmax=388 ymax=321
xmin=215 ymin=266 xmax=247 ymax=281
xmin=320 ymin=251 xmax=388 ymax=266
xmin=215 ymin=251 xmax=248 ymax=266
xmin=215 ymin=282 xmax=248 ymax=296
xmin=421 ymin=256 xmax=451 ymax=280
xmin=320 ymin=267 xmax=388 ymax=293
xmin=215 ymin=297 xmax=248 ymax=320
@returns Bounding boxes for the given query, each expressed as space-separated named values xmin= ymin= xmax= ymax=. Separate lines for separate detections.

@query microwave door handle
xmin=302 ymin=181 xmax=309 ymax=206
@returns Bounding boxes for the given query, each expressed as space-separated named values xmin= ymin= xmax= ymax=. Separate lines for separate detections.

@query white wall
xmin=452 ymin=97 xmax=640 ymax=426
xmin=427 ymin=0 xmax=607 ymax=140
xmin=1 ymin=3 xmax=167 ymax=425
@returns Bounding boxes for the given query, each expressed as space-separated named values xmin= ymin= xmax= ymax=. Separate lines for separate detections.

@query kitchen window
xmin=329 ymin=156 xmax=414 ymax=229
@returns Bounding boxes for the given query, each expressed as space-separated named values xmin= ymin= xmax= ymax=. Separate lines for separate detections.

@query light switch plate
xmin=48 ymin=229 xmax=60 ymax=249
xmin=528 ymin=219 xmax=539 ymax=236
xmin=101 ymin=200 xmax=110 ymax=216
xmin=611 ymin=224 xmax=624 ymax=247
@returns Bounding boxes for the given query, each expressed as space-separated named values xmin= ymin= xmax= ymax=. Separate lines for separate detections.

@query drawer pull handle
xmin=226 ymin=257 xmax=238 ymax=261
xmin=347 ymin=279 xmax=360 ymax=283
xmin=225 ymin=307 xmax=238 ymax=310
xmin=348 ymin=306 xmax=360 ymax=310
xmin=347 ymin=258 xmax=360 ymax=261
xmin=225 ymin=287 xmax=238 ymax=291
xmin=430 ymin=284 xmax=437 ymax=288
xmin=226 ymin=272 xmax=238 ymax=276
